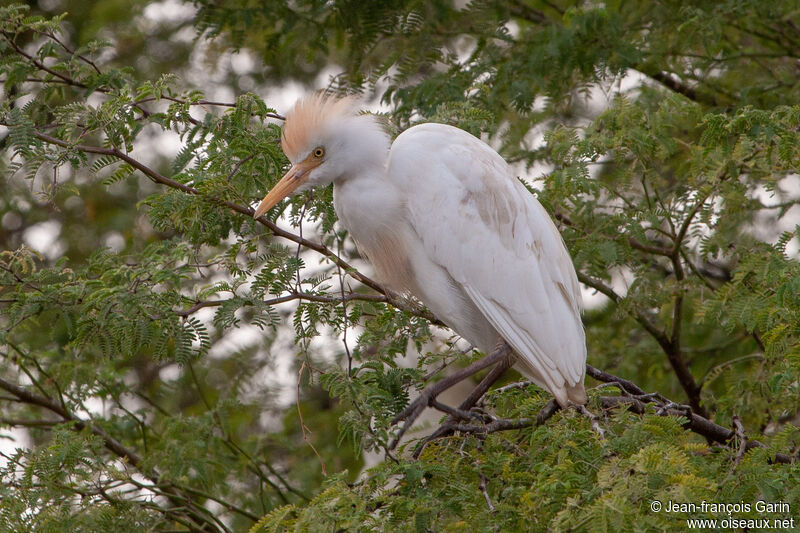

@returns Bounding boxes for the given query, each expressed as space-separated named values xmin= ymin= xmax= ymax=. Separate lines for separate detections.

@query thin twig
xmin=22 ymin=130 xmax=439 ymax=325
xmin=297 ymin=362 xmax=327 ymax=476
xmin=225 ymin=154 xmax=255 ymax=182
xmin=479 ymin=473 xmax=496 ymax=513
xmin=0 ymin=376 xmax=222 ymax=531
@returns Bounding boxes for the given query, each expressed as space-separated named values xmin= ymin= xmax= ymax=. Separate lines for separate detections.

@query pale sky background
xmin=7 ymin=0 xmax=800 ymax=467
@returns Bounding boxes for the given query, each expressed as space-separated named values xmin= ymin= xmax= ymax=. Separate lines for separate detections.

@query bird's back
xmin=387 ymin=123 xmax=586 ymax=406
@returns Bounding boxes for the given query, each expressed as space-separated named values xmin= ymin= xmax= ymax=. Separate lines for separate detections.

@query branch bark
xmin=175 ymin=290 xmax=422 ymax=318
xmin=0 ymin=376 xmax=226 ymax=532
xmin=419 ymin=366 xmax=795 ymax=465
xmin=636 ymin=66 xmax=722 ymax=107
xmin=26 ymin=130 xmax=440 ymax=326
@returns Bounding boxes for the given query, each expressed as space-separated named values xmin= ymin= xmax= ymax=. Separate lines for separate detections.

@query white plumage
xmin=255 ymin=94 xmax=586 ymax=407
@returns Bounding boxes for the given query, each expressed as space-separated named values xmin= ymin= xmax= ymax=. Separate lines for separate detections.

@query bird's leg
xmin=388 ymin=341 xmax=512 ymax=450
xmin=428 ymin=352 xmax=515 ymax=422
xmin=411 ymin=353 xmax=514 ymax=458
xmin=457 ymin=352 xmax=514 ymax=411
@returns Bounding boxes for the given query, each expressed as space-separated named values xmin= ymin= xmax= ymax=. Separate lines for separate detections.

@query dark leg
xmin=388 ymin=342 xmax=512 ymax=450
xmin=411 ymin=354 xmax=514 ymax=458
xmin=457 ymin=354 xmax=514 ymax=410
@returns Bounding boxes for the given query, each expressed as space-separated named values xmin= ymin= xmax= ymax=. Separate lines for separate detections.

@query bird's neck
xmin=333 ymin=165 xmax=400 ymax=237
xmin=330 ymin=114 xmax=404 ymax=269
xmin=331 ymin=114 xmax=391 ymax=180
xmin=333 ymin=168 xmax=416 ymax=293
xmin=330 ymin=116 xmax=394 ymax=229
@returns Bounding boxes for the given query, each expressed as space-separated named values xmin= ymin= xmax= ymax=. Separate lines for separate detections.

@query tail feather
xmin=566 ymin=382 xmax=587 ymax=405
xmin=513 ymin=356 xmax=586 ymax=407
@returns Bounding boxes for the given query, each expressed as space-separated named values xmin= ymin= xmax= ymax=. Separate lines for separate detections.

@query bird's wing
xmin=388 ymin=124 xmax=585 ymax=404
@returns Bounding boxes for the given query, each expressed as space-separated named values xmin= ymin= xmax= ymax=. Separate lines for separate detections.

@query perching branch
xmin=418 ymin=365 xmax=795 ymax=464
xmin=596 ymin=396 xmax=793 ymax=464
xmin=589 ymin=366 xmax=793 ymax=464
xmin=24 ymin=130 xmax=440 ymax=326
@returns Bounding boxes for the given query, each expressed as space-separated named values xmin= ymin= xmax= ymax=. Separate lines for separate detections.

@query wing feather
xmin=388 ymin=124 xmax=586 ymax=403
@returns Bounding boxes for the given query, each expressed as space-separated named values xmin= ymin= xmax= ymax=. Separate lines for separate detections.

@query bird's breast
xmin=356 ymin=229 xmax=419 ymax=295
xmin=333 ymin=174 xmax=499 ymax=352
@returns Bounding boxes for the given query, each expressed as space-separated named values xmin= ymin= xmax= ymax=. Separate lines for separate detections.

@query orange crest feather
xmin=281 ymin=93 xmax=356 ymax=161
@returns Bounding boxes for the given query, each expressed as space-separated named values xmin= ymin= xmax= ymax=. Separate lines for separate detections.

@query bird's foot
xmin=575 ymin=404 xmax=606 ymax=439
xmin=388 ymin=342 xmax=513 ymax=451
xmin=430 ymin=399 xmax=492 ymax=423
xmin=388 ymin=395 xmax=492 ymax=452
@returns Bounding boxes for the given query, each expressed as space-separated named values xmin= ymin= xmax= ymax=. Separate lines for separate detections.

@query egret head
xmin=254 ymin=93 xmax=389 ymax=218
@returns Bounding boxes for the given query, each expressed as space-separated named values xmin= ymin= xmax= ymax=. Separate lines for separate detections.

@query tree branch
xmin=0 ymin=30 xmax=284 ymax=123
xmin=424 ymin=366 xmax=795 ymax=464
xmin=636 ymin=66 xmax=722 ymax=107
xmin=507 ymin=1 xmax=549 ymax=24
xmin=0 ymin=376 xmax=226 ymax=532
xmin=132 ymin=95 xmax=284 ymax=120
xmin=555 ymin=212 xmax=673 ymax=257
xmin=0 ymin=417 xmax=60 ymax=428
xmin=1 ymin=31 xmax=85 ymax=90
xmin=666 ymin=189 xmax=717 ymax=417
xmin=597 ymin=396 xmax=793 ymax=464
xmin=577 ymin=271 xmax=673 ymax=352
xmin=175 ymin=290 xmax=427 ymax=319
xmin=24 ymin=130 xmax=440 ymax=325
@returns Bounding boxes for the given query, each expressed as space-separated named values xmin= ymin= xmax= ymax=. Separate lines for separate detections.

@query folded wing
xmin=388 ymin=124 xmax=586 ymax=405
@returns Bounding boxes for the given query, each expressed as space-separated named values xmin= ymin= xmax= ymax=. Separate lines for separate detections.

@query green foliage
xmin=252 ymin=402 xmax=800 ymax=532
xmin=2 ymin=1 xmax=800 ymax=531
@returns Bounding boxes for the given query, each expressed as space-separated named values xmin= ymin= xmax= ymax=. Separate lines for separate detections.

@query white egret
xmin=254 ymin=94 xmax=586 ymax=442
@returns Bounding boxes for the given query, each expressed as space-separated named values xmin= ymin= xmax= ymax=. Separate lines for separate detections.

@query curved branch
xmin=28 ymin=131 xmax=439 ymax=325
xmin=577 ymin=271 xmax=673 ymax=351
xmin=0 ymin=376 xmax=225 ymax=532
xmin=424 ymin=367 xmax=795 ymax=465
xmin=636 ymin=66 xmax=722 ymax=107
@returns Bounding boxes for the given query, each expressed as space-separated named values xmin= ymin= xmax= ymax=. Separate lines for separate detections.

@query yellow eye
xmin=313 ymin=147 xmax=325 ymax=158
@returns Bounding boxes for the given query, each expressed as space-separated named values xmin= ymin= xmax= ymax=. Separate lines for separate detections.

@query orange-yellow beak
xmin=253 ymin=159 xmax=317 ymax=218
